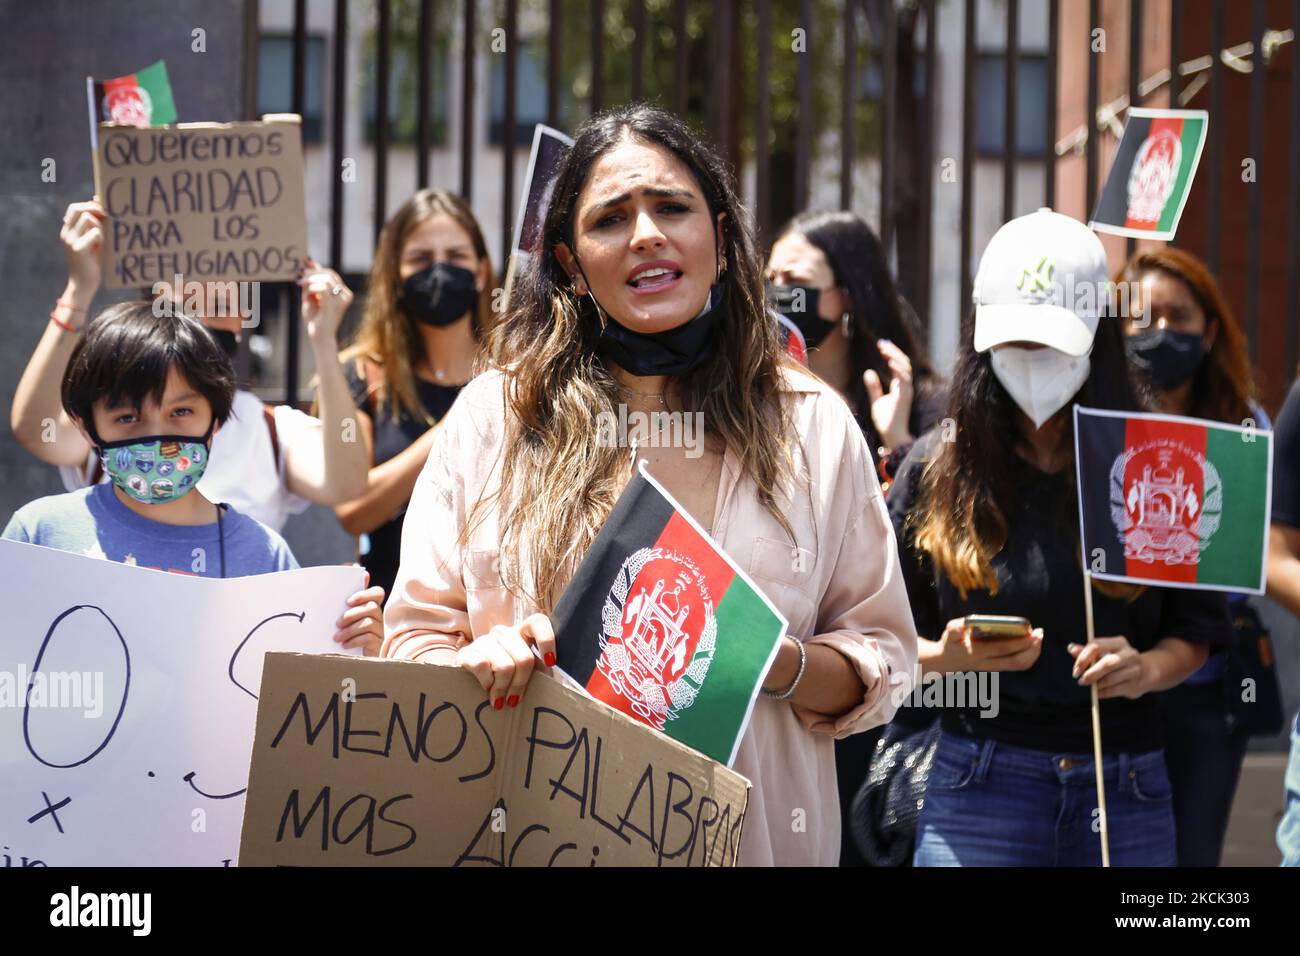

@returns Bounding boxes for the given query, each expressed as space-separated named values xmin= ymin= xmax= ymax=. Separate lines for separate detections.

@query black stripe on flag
xmin=1091 ymin=115 xmax=1152 ymax=227
xmin=550 ymin=470 xmax=677 ymax=683
xmin=1076 ymin=410 xmax=1128 ymax=575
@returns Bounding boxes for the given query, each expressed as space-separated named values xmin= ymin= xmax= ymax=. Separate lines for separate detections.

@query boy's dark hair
xmin=62 ymin=301 xmax=236 ymax=435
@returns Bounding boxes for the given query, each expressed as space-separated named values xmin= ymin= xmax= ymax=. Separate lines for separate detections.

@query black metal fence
xmin=255 ymin=0 xmax=1298 ymax=407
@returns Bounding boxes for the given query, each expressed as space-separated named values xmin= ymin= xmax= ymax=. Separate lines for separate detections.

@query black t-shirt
xmin=345 ymin=362 xmax=462 ymax=599
xmin=1272 ymin=379 xmax=1300 ymax=529
xmin=888 ymin=430 xmax=1231 ymax=753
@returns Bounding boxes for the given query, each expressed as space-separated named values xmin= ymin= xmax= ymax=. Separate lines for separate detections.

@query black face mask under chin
xmin=590 ymin=282 xmax=726 ymax=377
xmin=574 ymin=253 xmax=726 ymax=378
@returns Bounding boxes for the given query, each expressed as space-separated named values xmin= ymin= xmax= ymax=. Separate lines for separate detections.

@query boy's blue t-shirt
xmin=2 ymin=484 xmax=298 ymax=578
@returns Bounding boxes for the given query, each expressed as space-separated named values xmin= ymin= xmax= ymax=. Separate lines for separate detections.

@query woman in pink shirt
xmin=382 ymin=105 xmax=917 ymax=866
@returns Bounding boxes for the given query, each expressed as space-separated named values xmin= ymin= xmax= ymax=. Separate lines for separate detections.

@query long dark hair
xmin=910 ymin=312 xmax=1142 ymax=598
xmin=482 ymin=104 xmax=798 ymax=609
xmin=773 ymin=210 xmax=938 ymax=436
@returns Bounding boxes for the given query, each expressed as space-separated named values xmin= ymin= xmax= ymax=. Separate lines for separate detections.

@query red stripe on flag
xmin=582 ymin=509 xmax=739 ymax=729
xmin=1121 ymin=416 xmax=1206 ymax=584
xmin=654 ymin=511 xmax=737 ymax=597
xmin=102 ymin=75 xmax=140 ymax=96
xmin=1123 ymin=115 xmax=1185 ymax=232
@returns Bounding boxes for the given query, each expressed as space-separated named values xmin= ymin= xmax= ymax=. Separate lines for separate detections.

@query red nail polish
xmin=493 ymin=697 xmax=504 ymax=710
xmin=508 ymin=695 xmax=519 ymax=708
xmin=544 ymin=652 xmax=556 ymax=667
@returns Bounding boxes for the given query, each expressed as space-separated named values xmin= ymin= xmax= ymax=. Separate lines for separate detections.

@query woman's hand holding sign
xmin=457 ymin=613 xmax=558 ymax=711
xmin=60 ymin=199 xmax=107 ymax=309
xmin=297 ymin=256 xmax=352 ymax=348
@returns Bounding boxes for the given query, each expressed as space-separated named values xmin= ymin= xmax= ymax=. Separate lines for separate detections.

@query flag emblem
xmin=103 ymin=84 xmax=153 ymax=127
xmin=1126 ymin=128 xmax=1182 ymax=224
xmin=597 ymin=547 xmax=717 ymax=729
xmin=1108 ymin=439 xmax=1221 ymax=566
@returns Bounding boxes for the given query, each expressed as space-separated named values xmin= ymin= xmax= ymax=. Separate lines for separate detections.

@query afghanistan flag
xmin=551 ymin=461 xmax=787 ymax=766
xmin=1074 ymin=406 xmax=1272 ymax=593
xmin=1089 ymin=107 xmax=1207 ymax=241
xmin=86 ymin=60 xmax=177 ymax=150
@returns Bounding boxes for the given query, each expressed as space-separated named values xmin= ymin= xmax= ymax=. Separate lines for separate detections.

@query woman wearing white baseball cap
xmin=886 ymin=209 xmax=1231 ymax=866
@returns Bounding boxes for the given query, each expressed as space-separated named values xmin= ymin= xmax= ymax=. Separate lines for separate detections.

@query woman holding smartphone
xmin=891 ymin=209 xmax=1230 ymax=867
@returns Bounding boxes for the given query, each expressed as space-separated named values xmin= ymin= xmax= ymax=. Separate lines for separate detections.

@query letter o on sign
xmin=24 ymin=605 xmax=131 ymax=768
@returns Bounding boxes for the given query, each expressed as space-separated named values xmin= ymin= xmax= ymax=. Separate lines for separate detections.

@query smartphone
xmin=964 ymin=614 xmax=1031 ymax=640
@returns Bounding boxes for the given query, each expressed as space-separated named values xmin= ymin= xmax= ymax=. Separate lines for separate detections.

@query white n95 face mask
xmin=989 ymin=345 xmax=1091 ymax=429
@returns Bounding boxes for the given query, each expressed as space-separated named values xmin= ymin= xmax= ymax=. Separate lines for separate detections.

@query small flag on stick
xmin=1074 ymin=406 xmax=1272 ymax=594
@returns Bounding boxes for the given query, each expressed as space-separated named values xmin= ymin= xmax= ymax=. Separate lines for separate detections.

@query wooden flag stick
xmin=1082 ymin=569 xmax=1111 ymax=867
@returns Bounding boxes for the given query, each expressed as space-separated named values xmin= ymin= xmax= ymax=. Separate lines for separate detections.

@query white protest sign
xmin=0 ymin=540 xmax=363 ymax=866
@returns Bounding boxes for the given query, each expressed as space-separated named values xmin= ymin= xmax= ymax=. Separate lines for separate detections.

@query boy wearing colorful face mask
xmin=3 ymin=302 xmax=298 ymax=577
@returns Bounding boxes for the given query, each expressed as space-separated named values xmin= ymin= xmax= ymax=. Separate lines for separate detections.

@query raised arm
xmin=282 ymin=260 xmax=371 ymax=504
xmin=11 ymin=201 xmax=104 ymax=467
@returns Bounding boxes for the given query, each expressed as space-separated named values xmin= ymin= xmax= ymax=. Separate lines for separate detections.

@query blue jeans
xmin=913 ymin=731 xmax=1177 ymax=867
xmin=1161 ymin=680 xmax=1249 ymax=866
xmin=1278 ymin=712 xmax=1300 ymax=867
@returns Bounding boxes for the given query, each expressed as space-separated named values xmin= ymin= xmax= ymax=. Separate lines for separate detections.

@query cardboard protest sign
xmin=1089 ymin=108 xmax=1208 ymax=241
xmin=0 ymin=540 xmax=363 ymax=866
xmin=1074 ymin=406 xmax=1272 ymax=593
xmin=551 ymin=461 xmax=786 ymax=766
xmin=238 ymin=653 xmax=751 ymax=866
xmin=92 ymin=115 xmax=308 ymax=289
xmin=512 ymin=123 xmax=574 ymax=259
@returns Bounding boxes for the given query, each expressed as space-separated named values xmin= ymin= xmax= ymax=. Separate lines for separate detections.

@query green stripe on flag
xmin=664 ymin=580 xmax=782 ymax=762
xmin=136 ymin=61 xmax=177 ymax=126
xmin=1198 ymin=426 xmax=1270 ymax=589
xmin=1157 ymin=117 xmax=1204 ymax=234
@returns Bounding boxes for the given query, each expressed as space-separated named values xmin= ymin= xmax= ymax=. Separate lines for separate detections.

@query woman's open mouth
xmin=627 ymin=264 xmax=684 ymax=295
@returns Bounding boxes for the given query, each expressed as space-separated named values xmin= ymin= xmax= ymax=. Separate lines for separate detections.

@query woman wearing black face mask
xmin=765 ymin=211 xmax=946 ymax=481
xmin=328 ymin=188 xmax=492 ymax=601
xmin=1118 ymin=247 xmax=1277 ymax=867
